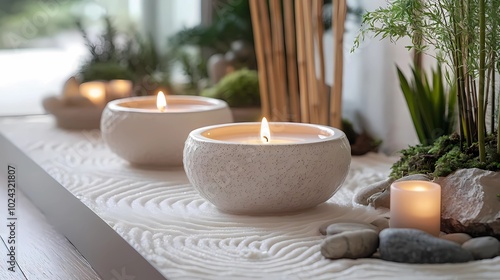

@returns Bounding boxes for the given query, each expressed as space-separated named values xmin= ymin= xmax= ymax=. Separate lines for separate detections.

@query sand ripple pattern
xmin=4 ymin=120 xmax=500 ymax=279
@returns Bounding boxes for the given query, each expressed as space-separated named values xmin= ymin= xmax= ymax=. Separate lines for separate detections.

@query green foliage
xmin=356 ymin=0 xmax=500 ymax=162
xmin=80 ymin=62 xmax=134 ymax=83
xmin=341 ymin=119 xmax=358 ymax=145
xmin=397 ymin=65 xmax=456 ymax=145
xmin=391 ymin=134 xmax=500 ymax=179
xmin=77 ymin=17 xmax=170 ymax=86
xmin=176 ymin=50 xmax=208 ymax=89
xmin=200 ymin=69 xmax=260 ymax=107
xmin=169 ymin=0 xmax=253 ymax=53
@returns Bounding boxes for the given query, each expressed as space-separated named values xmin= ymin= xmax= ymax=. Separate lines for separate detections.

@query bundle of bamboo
xmin=249 ymin=0 xmax=346 ymax=127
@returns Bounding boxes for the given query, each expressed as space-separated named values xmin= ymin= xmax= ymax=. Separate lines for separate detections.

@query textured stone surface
xmin=371 ymin=218 xmax=390 ymax=232
xmin=368 ymin=190 xmax=390 ymax=209
xmin=321 ymin=230 xmax=379 ymax=259
xmin=436 ymin=169 xmax=500 ymax=238
xmin=440 ymin=233 xmax=472 ymax=245
xmin=184 ymin=124 xmax=351 ymax=214
xmin=325 ymin=222 xmax=377 ymax=236
xmin=462 ymin=237 xmax=500 ymax=260
xmin=318 ymin=219 xmax=365 ymax=235
xmin=354 ymin=174 xmax=431 ymax=208
xmin=379 ymin=228 xmax=473 ymax=264
xmin=353 ymin=178 xmax=393 ymax=206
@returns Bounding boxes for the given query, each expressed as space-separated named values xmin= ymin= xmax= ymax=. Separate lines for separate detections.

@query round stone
xmin=379 ymin=228 xmax=473 ymax=264
xmin=440 ymin=233 xmax=472 ymax=245
xmin=321 ymin=229 xmax=379 ymax=259
xmin=353 ymin=178 xmax=393 ymax=206
xmin=371 ymin=218 xmax=390 ymax=232
xmin=326 ymin=222 xmax=378 ymax=236
xmin=462 ymin=236 xmax=500 ymax=260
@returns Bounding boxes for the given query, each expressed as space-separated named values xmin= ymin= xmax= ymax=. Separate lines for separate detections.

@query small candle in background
xmin=390 ymin=180 xmax=441 ymax=236
xmin=79 ymin=81 xmax=106 ymax=106
xmin=107 ymin=79 xmax=133 ymax=101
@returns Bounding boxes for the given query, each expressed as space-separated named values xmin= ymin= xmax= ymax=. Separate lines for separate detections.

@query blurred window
xmin=0 ymin=0 xmax=200 ymax=116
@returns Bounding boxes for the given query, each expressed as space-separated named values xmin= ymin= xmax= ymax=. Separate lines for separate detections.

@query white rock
xmin=326 ymin=222 xmax=377 ymax=236
xmin=462 ymin=237 xmax=500 ymax=260
xmin=436 ymin=169 xmax=500 ymax=238
xmin=440 ymin=233 xmax=472 ymax=245
xmin=321 ymin=229 xmax=379 ymax=259
xmin=371 ymin=218 xmax=390 ymax=232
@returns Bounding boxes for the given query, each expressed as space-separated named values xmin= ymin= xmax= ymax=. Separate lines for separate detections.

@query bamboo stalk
xmin=295 ymin=0 xmax=310 ymax=123
xmin=256 ymin=0 xmax=280 ymax=121
xmin=478 ymin=0 xmax=486 ymax=161
xmin=269 ymin=0 xmax=289 ymax=121
xmin=284 ymin=0 xmax=301 ymax=122
xmin=484 ymin=54 xmax=492 ymax=126
xmin=302 ymin=0 xmax=320 ymax=124
xmin=330 ymin=0 xmax=347 ymax=128
xmin=453 ymin=5 xmax=472 ymax=145
xmin=492 ymin=52 xmax=496 ymax=134
xmin=249 ymin=0 xmax=271 ymax=119
xmin=313 ymin=0 xmax=328 ymax=125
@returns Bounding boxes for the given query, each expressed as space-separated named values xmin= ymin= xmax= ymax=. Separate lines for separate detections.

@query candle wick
xmin=263 ymin=136 xmax=269 ymax=143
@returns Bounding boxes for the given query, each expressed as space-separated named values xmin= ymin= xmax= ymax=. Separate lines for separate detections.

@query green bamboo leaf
xmin=397 ymin=66 xmax=428 ymax=144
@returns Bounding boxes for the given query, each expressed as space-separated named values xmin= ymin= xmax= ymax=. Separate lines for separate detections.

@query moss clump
xmin=80 ymin=62 xmax=135 ymax=82
xmin=201 ymin=69 xmax=260 ymax=107
xmin=391 ymin=133 xmax=500 ymax=179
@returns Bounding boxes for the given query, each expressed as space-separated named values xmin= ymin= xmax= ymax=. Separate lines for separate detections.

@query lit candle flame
xmin=260 ymin=117 xmax=270 ymax=143
xmin=157 ymin=91 xmax=167 ymax=112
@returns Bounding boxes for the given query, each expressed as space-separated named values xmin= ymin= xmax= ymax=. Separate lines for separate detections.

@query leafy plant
xmin=355 ymin=0 xmax=500 ymax=162
xmin=169 ymin=0 xmax=253 ymax=53
xmin=76 ymin=16 xmax=170 ymax=91
xmin=397 ymin=65 xmax=457 ymax=145
xmin=201 ymin=69 xmax=260 ymax=107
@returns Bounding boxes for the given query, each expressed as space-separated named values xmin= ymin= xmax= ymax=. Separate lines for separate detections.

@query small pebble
xmin=440 ymin=233 xmax=472 ymax=245
xmin=321 ymin=229 xmax=379 ymax=259
xmin=326 ymin=222 xmax=378 ymax=236
xmin=462 ymin=236 xmax=500 ymax=260
xmin=370 ymin=218 xmax=389 ymax=232
xmin=379 ymin=228 xmax=473 ymax=264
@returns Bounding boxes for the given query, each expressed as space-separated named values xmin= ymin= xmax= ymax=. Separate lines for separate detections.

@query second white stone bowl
xmin=101 ymin=95 xmax=232 ymax=166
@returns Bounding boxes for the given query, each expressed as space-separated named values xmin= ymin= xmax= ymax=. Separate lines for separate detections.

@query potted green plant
xmin=355 ymin=0 xmax=499 ymax=176
xmin=200 ymin=68 xmax=261 ymax=122
xmin=77 ymin=16 xmax=172 ymax=96
xmin=354 ymin=0 xmax=500 ymax=237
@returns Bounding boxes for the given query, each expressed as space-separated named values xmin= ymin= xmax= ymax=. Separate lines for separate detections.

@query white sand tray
xmin=0 ymin=115 xmax=498 ymax=279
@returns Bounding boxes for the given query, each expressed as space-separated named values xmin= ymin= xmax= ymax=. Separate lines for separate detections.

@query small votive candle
xmin=79 ymin=81 xmax=106 ymax=106
xmin=390 ymin=180 xmax=441 ymax=236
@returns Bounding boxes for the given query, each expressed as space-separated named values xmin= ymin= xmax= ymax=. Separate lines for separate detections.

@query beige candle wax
xmin=107 ymin=79 xmax=132 ymax=100
xmin=390 ymin=180 xmax=441 ymax=236
xmin=79 ymin=81 xmax=106 ymax=106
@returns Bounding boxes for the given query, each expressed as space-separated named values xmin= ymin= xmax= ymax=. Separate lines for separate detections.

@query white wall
xmin=325 ymin=0 xmax=421 ymax=155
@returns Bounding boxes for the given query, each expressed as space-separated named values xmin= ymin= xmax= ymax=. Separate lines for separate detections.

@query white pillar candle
xmin=79 ymin=81 xmax=106 ymax=106
xmin=390 ymin=180 xmax=441 ymax=236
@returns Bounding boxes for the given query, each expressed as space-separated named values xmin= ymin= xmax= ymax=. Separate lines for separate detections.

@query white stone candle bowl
xmin=183 ymin=122 xmax=351 ymax=214
xmin=101 ymin=95 xmax=232 ymax=166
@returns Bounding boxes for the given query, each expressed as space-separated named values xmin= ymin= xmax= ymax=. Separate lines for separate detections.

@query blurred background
xmin=0 ymin=0 xmax=202 ymax=115
xmin=0 ymin=0 xmax=420 ymax=154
